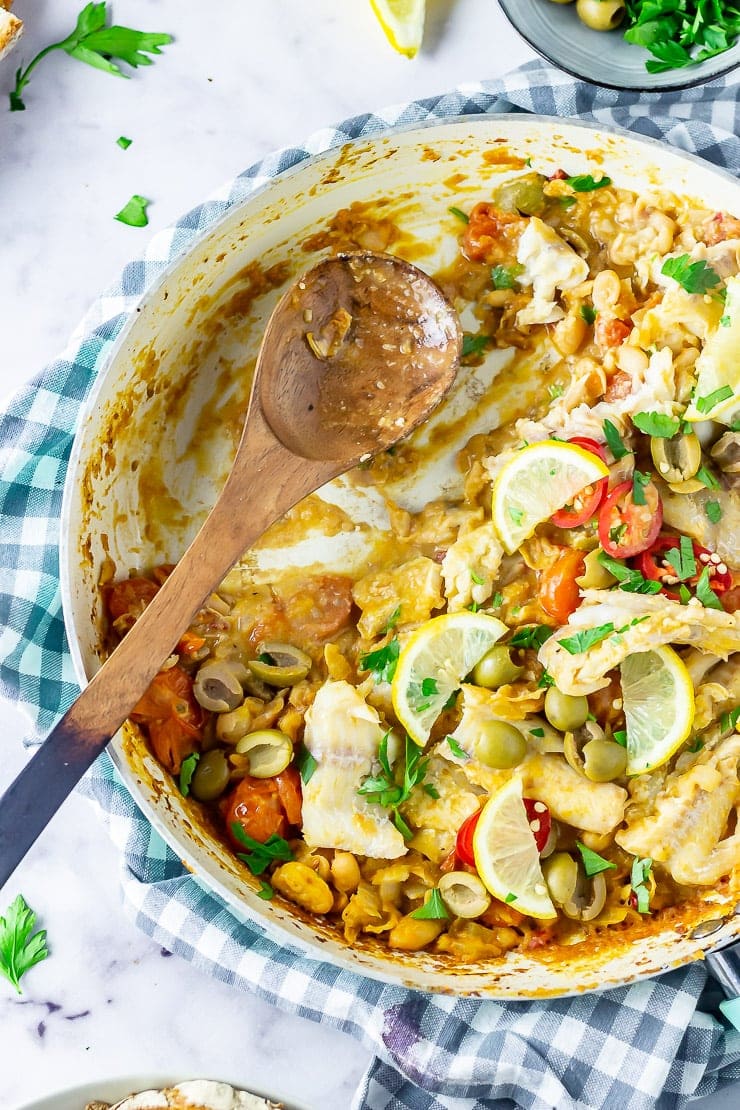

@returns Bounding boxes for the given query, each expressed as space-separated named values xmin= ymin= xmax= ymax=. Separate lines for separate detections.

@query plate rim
xmin=13 ymin=1073 xmax=307 ymax=1110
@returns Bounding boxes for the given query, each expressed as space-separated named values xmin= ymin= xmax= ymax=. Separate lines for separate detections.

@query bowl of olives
xmin=497 ymin=0 xmax=740 ymax=91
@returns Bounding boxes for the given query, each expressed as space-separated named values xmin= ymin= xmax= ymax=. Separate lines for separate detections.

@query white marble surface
xmin=0 ymin=2 xmax=737 ymax=1108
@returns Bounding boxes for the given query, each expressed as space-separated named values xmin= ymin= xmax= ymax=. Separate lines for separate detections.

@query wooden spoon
xmin=0 ymin=250 xmax=461 ymax=887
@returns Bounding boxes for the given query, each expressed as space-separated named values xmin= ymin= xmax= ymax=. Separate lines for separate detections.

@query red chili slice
xmin=455 ymin=809 xmax=481 ymax=868
xmin=636 ymin=534 xmax=732 ymax=597
xmin=550 ymin=438 xmax=608 ymax=528
xmin=523 ymin=797 xmax=552 ymax=853
xmin=598 ymin=479 xmax=663 ymax=558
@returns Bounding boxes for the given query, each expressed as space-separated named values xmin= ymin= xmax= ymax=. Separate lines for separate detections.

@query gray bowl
xmin=497 ymin=0 xmax=740 ymax=91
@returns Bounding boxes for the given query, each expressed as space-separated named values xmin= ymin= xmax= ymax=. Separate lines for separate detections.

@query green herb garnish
xmin=529 ymin=727 xmax=545 ymax=738
xmin=461 ymin=334 xmax=490 ymax=359
xmin=696 ymin=464 xmax=720 ymax=490
xmin=382 ymin=605 xmax=402 ymax=633
xmin=623 ymin=2 xmax=740 ymax=74
xmin=580 ymin=304 xmax=597 ymax=325
xmin=721 ymin=706 xmax=740 ymax=733
xmin=449 ymin=206 xmax=469 ymax=223
xmin=114 ymin=194 xmax=150 ymax=227
xmin=559 ymin=617 xmax=647 ymax=655
xmin=178 ymin=752 xmax=200 ymax=797
xmin=10 ymin=2 xmax=172 ymax=111
xmin=695 ymin=566 xmax=724 ymax=610
xmin=576 ymin=841 xmax=617 ymax=878
xmin=705 ymin=500 xmax=722 ymax=524
xmin=509 ymin=624 xmax=553 ymax=650
xmin=696 ymin=385 xmax=734 ymax=414
xmin=294 ymin=745 xmax=318 ymax=785
xmin=632 ymin=411 xmax=681 ymax=438
xmin=410 ymin=888 xmax=450 ymax=920
xmin=445 ymin=735 xmax=469 ymax=760
xmin=505 ymin=892 xmax=518 ymax=903
xmin=231 ymin=825 xmax=294 ymax=876
xmin=564 ymin=174 xmax=612 ymax=192
xmin=358 ymin=735 xmax=429 ymax=837
xmin=257 ymin=880 xmax=274 ymax=900
xmin=491 ymin=263 xmax=524 ymax=290
xmin=630 ymin=857 xmax=653 ymax=914
xmin=360 ymin=637 xmax=400 ymax=684
xmin=661 ymin=254 xmax=723 ymax=295
xmin=664 ymin=535 xmax=696 ymax=582
xmin=0 ymin=895 xmax=49 ymax=994
xmin=596 ymin=552 xmax=662 ymax=594
xmin=612 ymin=730 xmax=628 ymax=747
xmin=470 ymin=569 xmax=485 ymax=586
xmin=537 ymin=669 xmax=555 ymax=688
xmin=116 ymin=135 xmax=132 ymax=149
xmin=632 ymin=469 xmax=651 ymax=506
xmin=603 ymin=418 xmax=629 ymax=460
xmin=509 ymin=506 xmax=524 ymax=526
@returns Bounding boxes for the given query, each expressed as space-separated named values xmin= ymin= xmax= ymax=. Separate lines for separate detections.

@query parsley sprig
xmin=360 ymin=637 xmax=400 ymax=684
xmin=410 ymin=888 xmax=449 ymax=920
xmin=559 ymin=617 xmax=647 ymax=655
xmin=357 ymin=735 xmax=430 ymax=840
xmin=10 ymin=2 xmax=172 ymax=111
xmin=661 ymin=254 xmax=723 ymax=296
xmin=630 ymin=856 xmax=653 ymax=914
xmin=596 ymin=552 xmax=662 ymax=595
xmin=231 ymin=824 xmax=294 ymax=876
xmin=623 ymin=0 xmax=740 ymax=74
xmin=0 ymin=895 xmax=49 ymax=994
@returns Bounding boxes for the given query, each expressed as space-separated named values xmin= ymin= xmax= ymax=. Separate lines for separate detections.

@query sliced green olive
xmin=582 ymin=738 xmax=628 ymax=782
xmin=576 ymin=548 xmax=616 ymax=590
xmin=438 ymin=871 xmax=491 ymax=919
xmin=544 ymin=687 xmax=589 ymax=732
xmin=248 ymin=642 xmax=312 ymax=687
xmin=650 ymin=433 xmax=701 ymax=484
xmin=564 ymin=720 xmax=605 ymax=776
xmin=235 ymin=728 xmax=293 ymax=778
xmin=475 ymin=720 xmax=527 ymax=769
xmin=542 ymin=852 xmax=579 ymax=905
xmin=563 ymin=872 xmax=607 ymax=922
xmin=193 ymin=659 xmax=246 ymax=712
xmin=190 ymin=749 xmax=231 ymax=802
xmin=471 ymin=646 xmax=523 ymax=689
xmin=576 ymin=0 xmax=625 ymax=30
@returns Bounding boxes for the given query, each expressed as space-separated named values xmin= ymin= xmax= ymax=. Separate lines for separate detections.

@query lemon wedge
xmin=684 ymin=274 xmax=740 ymax=425
xmin=473 ymin=777 xmax=557 ymax=920
xmin=620 ymin=645 xmax=695 ymax=775
xmin=391 ymin=612 xmax=507 ymax=745
xmin=369 ymin=0 xmax=425 ymax=57
xmin=491 ymin=440 xmax=609 ymax=553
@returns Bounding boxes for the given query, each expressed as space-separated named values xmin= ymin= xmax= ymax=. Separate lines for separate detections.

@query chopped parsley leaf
xmin=257 ymin=880 xmax=274 ymax=900
xmin=294 ymin=745 xmax=318 ymax=785
xmin=632 ymin=411 xmax=681 ymax=438
xmin=696 ymin=464 xmax=720 ymax=490
xmin=445 ymin=735 xmax=469 ymax=760
xmin=664 ymin=534 xmax=696 ymax=581
xmin=231 ymin=826 xmax=294 ymax=876
xmin=705 ymin=500 xmax=722 ymax=524
xmin=576 ymin=841 xmax=616 ymax=878
xmin=696 ymin=385 xmax=734 ymax=414
xmin=115 ymin=194 xmax=150 ymax=228
xmin=721 ymin=706 xmax=740 ymax=733
xmin=491 ymin=263 xmax=524 ymax=290
xmin=596 ymin=552 xmax=662 ymax=594
xmin=461 ymin=333 xmax=490 ymax=359
xmin=449 ymin=206 xmax=469 ymax=223
xmin=580 ymin=304 xmax=596 ymax=325
xmin=178 ymin=752 xmax=199 ymax=797
xmin=695 ymin=566 xmax=724 ymax=611
xmin=360 ymin=637 xmax=400 ymax=684
xmin=509 ymin=624 xmax=553 ymax=650
xmin=661 ymin=254 xmax=723 ymax=296
xmin=564 ymin=174 xmax=612 ymax=192
xmin=632 ymin=469 xmax=652 ymax=506
xmin=411 ymin=888 xmax=449 ymax=920
xmin=603 ymin=418 xmax=629 ymax=460
xmin=117 ymin=135 xmax=133 ymax=150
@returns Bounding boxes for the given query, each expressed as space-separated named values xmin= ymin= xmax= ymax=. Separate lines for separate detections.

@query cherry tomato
xmin=539 ymin=548 xmax=586 ymax=624
xmin=550 ymin=439 xmax=608 ymax=528
xmin=604 ymin=370 xmax=633 ymax=402
xmin=106 ymin=576 xmax=158 ymax=621
xmin=595 ymin=316 xmax=632 ymax=349
xmin=598 ymin=479 xmax=663 ymax=558
xmin=636 ymin=534 xmax=732 ymax=597
xmin=462 ymin=203 xmax=524 ymax=264
xmin=523 ymin=798 xmax=552 ymax=853
xmin=131 ymin=665 xmax=204 ymax=774
xmin=222 ymin=767 xmax=303 ymax=845
xmin=455 ymin=809 xmax=481 ymax=868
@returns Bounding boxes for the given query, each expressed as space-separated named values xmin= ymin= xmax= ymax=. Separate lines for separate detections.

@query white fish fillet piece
xmin=302 ymin=680 xmax=407 ymax=858
xmin=538 ymin=589 xmax=740 ymax=695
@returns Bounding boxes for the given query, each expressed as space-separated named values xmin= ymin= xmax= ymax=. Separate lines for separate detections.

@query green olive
xmin=576 ymin=548 xmax=616 ymax=590
xmin=472 ymin=646 xmax=523 ymax=689
xmin=193 ymin=659 xmax=246 ymax=712
xmin=544 ymin=687 xmax=589 ymax=732
xmin=475 ymin=720 xmax=527 ymax=769
xmin=190 ymin=749 xmax=231 ymax=802
xmin=248 ymin=642 xmax=312 ymax=687
xmin=542 ymin=852 xmax=579 ymax=905
xmin=235 ymin=728 xmax=293 ymax=778
xmin=650 ymin=433 xmax=702 ymax=484
xmin=495 ymin=172 xmax=546 ymax=217
xmin=576 ymin=0 xmax=626 ymax=30
xmin=582 ymin=738 xmax=628 ymax=782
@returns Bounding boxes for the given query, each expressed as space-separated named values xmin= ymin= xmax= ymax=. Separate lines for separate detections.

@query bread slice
xmin=0 ymin=1 xmax=23 ymax=63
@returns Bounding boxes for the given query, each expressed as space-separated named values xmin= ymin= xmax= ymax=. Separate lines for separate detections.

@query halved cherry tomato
xmin=550 ymin=438 xmax=608 ymax=528
xmin=131 ymin=665 xmax=204 ymax=774
xmin=635 ymin=534 xmax=732 ymax=597
xmin=455 ymin=809 xmax=481 ymax=868
xmin=462 ymin=203 xmax=525 ymax=264
xmin=539 ymin=548 xmax=586 ymax=624
xmin=598 ymin=479 xmax=663 ymax=558
xmin=523 ymin=798 xmax=551 ymax=853
xmin=222 ymin=766 xmax=303 ymax=845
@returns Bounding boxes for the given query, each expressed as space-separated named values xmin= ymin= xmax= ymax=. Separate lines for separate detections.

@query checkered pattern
xmin=3 ymin=60 xmax=740 ymax=1108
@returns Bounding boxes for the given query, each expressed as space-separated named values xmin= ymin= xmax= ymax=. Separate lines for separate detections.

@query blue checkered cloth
xmin=3 ymin=60 xmax=740 ymax=1109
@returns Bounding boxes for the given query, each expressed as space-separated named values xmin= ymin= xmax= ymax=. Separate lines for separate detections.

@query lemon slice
xmin=369 ymin=0 xmax=425 ymax=57
xmin=491 ymin=440 xmax=609 ymax=553
xmin=684 ymin=274 xmax=740 ymax=425
xmin=473 ymin=777 xmax=557 ymax=920
xmin=391 ymin=612 xmax=507 ymax=745
xmin=620 ymin=645 xmax=695 ymax=775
